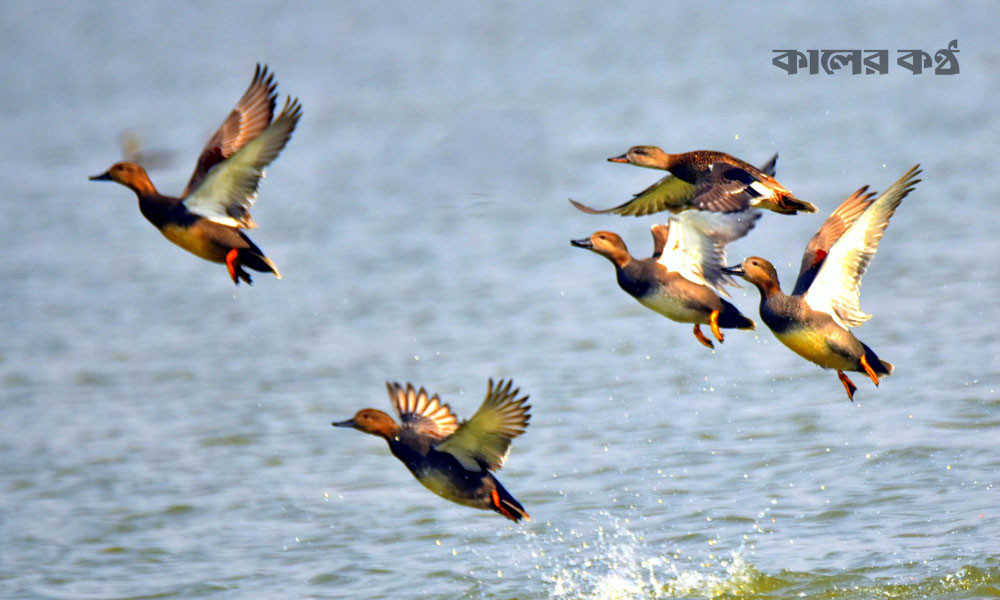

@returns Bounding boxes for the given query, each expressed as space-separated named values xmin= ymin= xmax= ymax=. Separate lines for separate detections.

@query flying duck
xmin=723 ymin=165 xmax=921 ymax=400
xmin=571 ymin=147 xmax=815 ymax=216
xmin=334 ymin=379 xmax=531 ymax=522
xmin=572 ymin=210 xmax=759 ymax=348
xmin=89 ymin=64 xmax=301 ymax=285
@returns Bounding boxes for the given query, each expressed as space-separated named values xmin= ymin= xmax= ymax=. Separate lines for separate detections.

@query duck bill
xmin=721 ymin=264 xmax=746 ymax=277
xmin=607 ymin=153 xmax=630 ymax=163
xmin=570 ymin=238 xmax=594 ymax=250
xmin=89 ymin=171 xmax=113 ymax=181
xmin=332 ymin=418 xmax=357 ymax=429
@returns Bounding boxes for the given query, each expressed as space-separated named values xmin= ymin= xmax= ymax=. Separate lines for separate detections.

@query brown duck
xmin=89 ymin=64 xmax=301 ymax=285
xmin=572 ymin=210 xmax=758 ymax=348
xmin=723 ymin=166 xmax=921 ymax=400
xmin=334 ymin=379 xmax=531 ymax=522
xmin=571 ymin=147 xmax=815 ymax=216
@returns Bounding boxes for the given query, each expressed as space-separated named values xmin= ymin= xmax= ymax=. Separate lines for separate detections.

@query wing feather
xmin=569 ymin=175 xmax=695 ymax=216
xmin=434 ymin=379 xmax=530 ymax=472
xmin=804 ymin=165 xmax=921 ymax=328
xmin=387 ymin=382 xmax=459 ymax=440
xmin=656 ymin=210 xmax=761 ymax=294
xmin=791 ymin=185 xmax=877 ymax=296
xmin=183 ymin=97 xmax=302 ymax=227
xmin=183 ymin=64 xmax=278 ymax=197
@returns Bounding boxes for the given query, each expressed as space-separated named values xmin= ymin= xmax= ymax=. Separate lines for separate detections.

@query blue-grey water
xmin=2 ymin=2 xmax=999 ymax=598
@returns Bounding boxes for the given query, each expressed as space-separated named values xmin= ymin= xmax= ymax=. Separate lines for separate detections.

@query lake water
xmin=2 ymin=2 xmax=999 ymax=598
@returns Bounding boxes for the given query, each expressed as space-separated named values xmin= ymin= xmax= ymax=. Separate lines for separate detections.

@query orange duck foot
xmin=709 ymin=309 xmax=724 ymax=343
xmin=225 ymin=249 xmax=252 ymax=285
xmin=692 ymin=324 xmax=715 ymax=349
xmin=860 ymin=355 xmax=880 ymax=387
xmin=491 ymin=489 xmax=517 ymax=522
xmin=837 ymin=370 xmax=858 ymax=402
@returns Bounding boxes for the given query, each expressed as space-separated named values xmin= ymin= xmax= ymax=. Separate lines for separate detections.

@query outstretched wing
xmin=183 ymin=64 xmax=278 ymax=198
xmin=569 ymin=174 xmax=695 ymax=216
xmin=804 ymin=165 xmax=922 ymax=328
xmin=183 ymin=97 xmax=302 ymax=228
xmin=387 ymin=382 xmax=459 ymax=440
xmin=434 ymin=379 xmax=531 ymax=472
xmin=656 ymin=210 xmax=761 ymax=294
xmin=792 ymin=185 xmax=877 ymax=296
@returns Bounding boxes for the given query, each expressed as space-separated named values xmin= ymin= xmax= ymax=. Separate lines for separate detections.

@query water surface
xmin=1 ymin=2 xmax=998 ymax=598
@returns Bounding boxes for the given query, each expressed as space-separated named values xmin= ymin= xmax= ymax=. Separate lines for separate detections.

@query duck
xmin=572 ymin=210 xmax=758 ymax=348
xmin=333 ymin=379 xmax=531 ymax=522
xmin=570 ymin=147 xmax=816 ymax=216
xmin=89 ymin=64 xmax=301 ymax=285
xmin=722 ymin=165 xmax=921 ymax=400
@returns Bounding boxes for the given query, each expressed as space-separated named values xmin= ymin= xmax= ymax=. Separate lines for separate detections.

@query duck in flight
xmin=334 ymin=379 xmax=531 ymax=522
xmin=723 ymin=166 xmax=921 ymax=400
xmin=571 ymin=147 xmax=815 ymax=216
xmin=89 ymin=64 xmax=301 ymax=285
xmin=572 ymin=210 xmax=758 ymax=348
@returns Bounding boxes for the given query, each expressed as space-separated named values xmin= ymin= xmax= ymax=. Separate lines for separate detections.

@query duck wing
xmin=791 ymin=185 xmax=878 ymax=296
xmin=688 ymin=161 xmax=781 ymax=213
xmin=803 ymin=165 xmax=921 ymax=328
xmin=183 ymin=65 xmax=278 ymax=199
xmin=387 ymin=382 xmax=459 ymax=440
xmin=569 ymin=174 xmax=695 ymax=216
xmin=649 ymin=222 xmax=671 ymax=259
xmin=183 ymin=96 xmax=302 ymax=228
xmin=758 ymin=152 xmax=779 ymax=178
xmin=656 ymin=210 xmax=761 ymax=295
xmin=434 ymin=379 xmax=530 ymax=472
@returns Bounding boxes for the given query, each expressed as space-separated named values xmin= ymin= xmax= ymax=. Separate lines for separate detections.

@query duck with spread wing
xmin=572 ymin=209 xmax=759 ymax=349
xmin=723 ymin=166 xmax=921 ymax=400
xmin=334 ymin=379 xmax=531 ymax=522
xmin=89 ymin=64 xmax=301 ymax=285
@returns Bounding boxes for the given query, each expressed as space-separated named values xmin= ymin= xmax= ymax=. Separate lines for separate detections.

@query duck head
xmin=607 ymin=146 xmax=674 ymax=169
xmin=89 ymin=161 xmax=157 ymax=195
xmin=723 ymin=257 xmax=782 ymax=293
xmin=571 ymin=231 xmax=632 ymax=268
xmin=333 ymin=408 xmax=401 ymax=439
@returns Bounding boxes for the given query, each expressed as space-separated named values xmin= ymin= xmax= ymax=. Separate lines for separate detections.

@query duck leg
xmin=709 ymin=309 xmax=725 ymax=344
xmin=859 ymin=355 xmax=880 ymax=387
xmin=225 ymin=249 xmax=240 ymax=284
xmin=491 ymin=489 xmax=517 ymax=521
xmin=692 ymin=324 xmax=715 ymax=349
xmin=225 ymin=249 xmax=252 ymax=285
xmin=837 ymin=370 xmax=857 ymax=402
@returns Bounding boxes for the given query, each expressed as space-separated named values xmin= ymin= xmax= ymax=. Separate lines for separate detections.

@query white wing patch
xmin=804 ymin=166 xmax=921 ymax=328
xmin=749 ymin=180 xmax=775 ymax=198
xmin=655 ymin=210 xmax=761 ymax=294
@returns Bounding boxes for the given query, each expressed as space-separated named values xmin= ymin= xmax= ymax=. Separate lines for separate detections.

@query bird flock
xmin=89 ymin=64 xmax=920 ymax=522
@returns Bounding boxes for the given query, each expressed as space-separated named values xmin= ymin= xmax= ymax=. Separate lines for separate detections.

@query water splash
xmin=535 ymin=516 xmax=765 ymax=599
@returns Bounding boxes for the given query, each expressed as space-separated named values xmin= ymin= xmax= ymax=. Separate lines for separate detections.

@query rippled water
xmin=2 ymin=2 xmax=999 ymax=599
